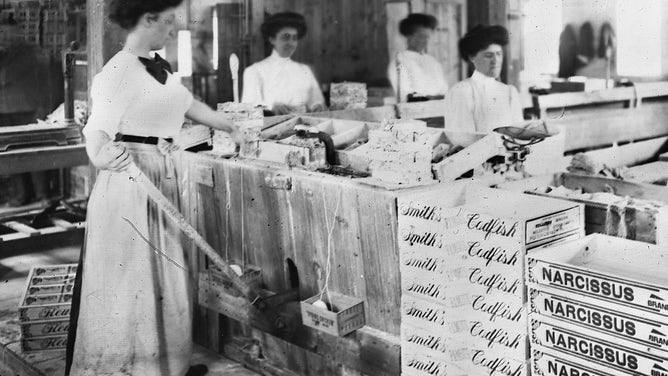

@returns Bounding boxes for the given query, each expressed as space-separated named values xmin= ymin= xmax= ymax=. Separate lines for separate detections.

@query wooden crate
xmin=300 ymin=291 xmax=365 ymax=337
xmin=499 ymin=173 xmax=668 ymax=245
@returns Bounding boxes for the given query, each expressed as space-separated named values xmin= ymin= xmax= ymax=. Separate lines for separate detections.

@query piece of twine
xmin=319 ymin=186 xmax=342 ymax=304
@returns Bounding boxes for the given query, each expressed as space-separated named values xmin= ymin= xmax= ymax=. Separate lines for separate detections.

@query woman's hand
xmin=271 ymin=103 xmax=294 ymax=115
xmin=229 ymin=127 xmax=247 ymax=147
xmin=309 ymin=103 xmax=326 ymax=113
xmin=92 ymin=141 xmax=132 ymax=171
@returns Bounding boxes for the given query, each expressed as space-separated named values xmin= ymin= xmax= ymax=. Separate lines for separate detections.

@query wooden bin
xmin=300 ymin=291 xmax=365 ymax=337
xmin=500 ymin=173 xmax=668 ymax=245
xmin=207 ymin=264 xmax=263 ymax=294
xmin=198 ymin=264 xmax=263 ymax=322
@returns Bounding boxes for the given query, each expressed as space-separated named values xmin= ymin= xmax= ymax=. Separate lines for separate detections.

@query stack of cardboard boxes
xmin=528 ymin=234 xmax=668 ymax=376
xmin=398 ymin=184 xmax=584 ymax=375
xmin=18 ymin=264 xmax=77 ymax=352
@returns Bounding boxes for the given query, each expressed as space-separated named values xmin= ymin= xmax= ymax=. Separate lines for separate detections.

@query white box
xmin=397 ymin=185 xmax=585 ymax=376
xmin=531 ymin=344 xmax=630 ymax=376
xmin=529 ymin=286 xmax=668 ymax=355
xmin=527 ymin=234 xmax=668 ymax=318
xmin=530 ymin=317 xmax=668 ymax=376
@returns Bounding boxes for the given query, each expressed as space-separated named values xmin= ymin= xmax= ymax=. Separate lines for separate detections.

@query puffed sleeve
xmin=83 ymin=64 xmax=136 ymax=139
xmin=305 ymin=66 xmax=325 ymax=111
xmin=241 ymin=64 xmax=265 ymax=106
xmin=509 ymin=85 xmax=524 ymax=123
xmin=443 ymin=82 xmax=476 ymax=132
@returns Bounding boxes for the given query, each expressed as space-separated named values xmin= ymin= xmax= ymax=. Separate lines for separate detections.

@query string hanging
xmin=319 ymin=186 xmax=342 ymax=304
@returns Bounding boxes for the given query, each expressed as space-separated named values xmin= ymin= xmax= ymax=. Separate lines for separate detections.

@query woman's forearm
xmin=185 ymin=100 xmax=237 ymax=133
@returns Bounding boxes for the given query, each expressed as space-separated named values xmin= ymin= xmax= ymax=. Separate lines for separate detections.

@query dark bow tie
xmin=138 ymin=53 xmax=172 ymax=84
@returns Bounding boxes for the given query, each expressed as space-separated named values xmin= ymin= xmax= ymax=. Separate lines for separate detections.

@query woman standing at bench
xmin=242 ymin=12 xmax=326 ymax=115
xmin=387 ymin=13 xmax=448 ymax=103
xmin=443 ymin=25 xmax=523 ymax=133
xmin=65 ymin=0 xmax=241 ymax=374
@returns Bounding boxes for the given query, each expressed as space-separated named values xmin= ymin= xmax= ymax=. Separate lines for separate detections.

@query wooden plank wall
xmin=250 ymin=0 xmax=392 ymax=86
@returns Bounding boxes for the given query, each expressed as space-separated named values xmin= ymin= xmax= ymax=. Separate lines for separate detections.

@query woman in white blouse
xmin=66 ymin=0 xmax=240 ymax=375
xmin=443 ymin=25 xmax=523 ymax=133
xmin=242 ymin=12 xmax=325 ymax=115
xmin=388 ymin=13 xmax=448 ymax=103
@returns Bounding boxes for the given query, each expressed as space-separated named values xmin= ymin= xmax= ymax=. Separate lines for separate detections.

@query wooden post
xmin=86 ymin=0 xmax=126 ymax=188
xmin=86 ymin=0 xmax=126 ymax=94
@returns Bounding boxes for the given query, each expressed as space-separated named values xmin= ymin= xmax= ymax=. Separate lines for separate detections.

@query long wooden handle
xmin=125 ymin=163 xmax=259 ymax=302
xmin=230 ymin=53 xmax=240 ymax=103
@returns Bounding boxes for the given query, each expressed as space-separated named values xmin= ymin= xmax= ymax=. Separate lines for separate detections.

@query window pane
xmin=617 ymin=0 xmax=662 ymax=77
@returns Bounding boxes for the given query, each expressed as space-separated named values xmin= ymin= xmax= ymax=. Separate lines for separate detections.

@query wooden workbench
xmin=173 ymin=150 xmax=441 ymax=375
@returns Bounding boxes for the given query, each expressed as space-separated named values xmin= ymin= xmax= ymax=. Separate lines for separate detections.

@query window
xmin=616 ymin=0 xmax=662 ymax=77
xmin=523 ymin=0 xmax=563 ymax=76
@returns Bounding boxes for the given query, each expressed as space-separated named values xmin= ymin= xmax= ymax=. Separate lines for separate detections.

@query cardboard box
xmin=20 ymin=319 xmax=70 ymax=338
xmin=401 ymin=350 xmax=452 ymax=376
xmin=397 ymin=185 xmax=585 ymax=376
xmin=531 ymin=345 xmax=630 ymax=376
xmin=529 ymin=286 xmax=668 ymax=355
xmin=530 ymin=317 xmax=668 ymax=376
xmin=21 ymin=335 xmax=68 ymax=352
xmin=300 ymin=291 xmax=365 ymax=337
xmin=527 ymin=234 xmax=668 ymax=318
xmin=499 ymin=173 xmax=668 ymax=245
xmin=19 ymin=265 xmax=76 ymax=322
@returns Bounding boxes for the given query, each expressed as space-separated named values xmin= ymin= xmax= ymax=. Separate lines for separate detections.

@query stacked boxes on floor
xmin=397 ymin=184 xmax=584 ymax=375
xmin=18 ymin=264 xmax=76 ymax=352
xmin=527 ymin=234 xmax=668 ymax=376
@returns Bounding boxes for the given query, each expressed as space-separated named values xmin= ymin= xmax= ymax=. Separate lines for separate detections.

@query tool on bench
xmin=494 ymin=120 xmax=557 ymax=171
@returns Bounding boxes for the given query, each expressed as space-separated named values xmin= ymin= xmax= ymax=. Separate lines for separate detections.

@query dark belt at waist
xmin=118 ymin=134 xmax=173 ymax=144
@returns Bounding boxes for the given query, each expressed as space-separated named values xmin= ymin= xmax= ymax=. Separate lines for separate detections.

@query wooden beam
xmin=536 ymin=82 xmax=668 ymax=113
xmin=0 ymin=145 xmax=88 ymax=175
xmin=576 ymin=136 xmax=668 ymax=169
xmin=624 ymin=161 xmax=668 ymax=184
xmin=396 ymin=99 xmax=444 ymax=120
xmin=561 ymin=173 xmax=668 ymax=203
xmin=548 ymin=102 xmax=668 ymax=152
xmin=433 ymin=133 xmax=502 ymax=181
xmin=310 ymin=106 xmax=397 ymax=123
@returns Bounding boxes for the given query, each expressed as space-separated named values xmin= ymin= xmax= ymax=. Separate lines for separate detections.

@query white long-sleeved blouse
xmin=241 ymin=50 xmax=325 ymax=112
xmin=387 ymin=50 xmax=448 ymax=103
xmin=443 ymin=70 xmax=522 ymax=133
